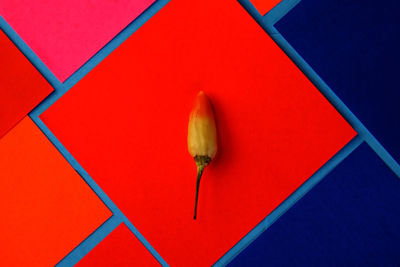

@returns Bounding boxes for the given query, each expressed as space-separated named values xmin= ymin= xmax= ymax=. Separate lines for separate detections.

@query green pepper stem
xmin=194 ymin=166 xmax=204 ymax=220
xmin=193 ymin=155 xmax=211 ymax=220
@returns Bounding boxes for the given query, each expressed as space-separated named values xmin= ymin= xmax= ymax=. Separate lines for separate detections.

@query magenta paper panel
xmin=0 ymin=0 xmax=155 ymax=82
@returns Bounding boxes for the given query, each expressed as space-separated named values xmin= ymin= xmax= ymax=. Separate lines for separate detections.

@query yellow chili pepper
xmin=188 ymin=91 xmax=218 ymax=220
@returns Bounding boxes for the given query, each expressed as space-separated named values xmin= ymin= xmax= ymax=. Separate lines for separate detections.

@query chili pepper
xmin=188 ymin=91 xmax=218 ymax=220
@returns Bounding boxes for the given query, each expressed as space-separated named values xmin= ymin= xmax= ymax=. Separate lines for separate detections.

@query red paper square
xmin=40 ymin=0 xmax=356 ymax=265
xmin=250 ymin=0 xmax=282 ymax=15
xmin=0 ymin=29 xmax=53 ymax=139
xmin=76 ymin=224 xmax=160 ymax=266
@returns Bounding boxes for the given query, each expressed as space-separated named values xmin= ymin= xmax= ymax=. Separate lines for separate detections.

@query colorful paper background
xmin=40 ymin=0 xmax=355 ymax=265
xmin=0 ymin=0 xmax=399 ymax=265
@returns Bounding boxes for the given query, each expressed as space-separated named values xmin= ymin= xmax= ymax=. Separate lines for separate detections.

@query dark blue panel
xmin=275 ymin=0 xmax=400 ymax=163
xmin=229 ymin=143 xmax=400 ymax=266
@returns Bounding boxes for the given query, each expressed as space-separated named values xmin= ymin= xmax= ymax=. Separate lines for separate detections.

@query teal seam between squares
xmin=1 ymin=0 xmax=398 ymax=266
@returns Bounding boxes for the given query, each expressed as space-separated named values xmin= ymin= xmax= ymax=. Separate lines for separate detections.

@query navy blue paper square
xmin=229 ymin=143 xmax=400 ymax=266
xmin=275 ymin=0 xmax=400 ymax=163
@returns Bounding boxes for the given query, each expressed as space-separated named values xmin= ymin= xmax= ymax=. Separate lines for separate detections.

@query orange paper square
xmin=0 ymin=117 xmax=111 ymax=266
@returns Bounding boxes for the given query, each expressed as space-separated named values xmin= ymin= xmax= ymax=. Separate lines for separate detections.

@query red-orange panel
xmin=40 ymin=0 xmax=356 ymax=265
xmin=0 ymin=117 xmax=111 ymax=266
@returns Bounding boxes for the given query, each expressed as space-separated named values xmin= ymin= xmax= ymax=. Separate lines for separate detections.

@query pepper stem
xmin=193 ymin=155 xmax=211 ymax=220
xmin=194 ymin=166 xmax=204 ymax=220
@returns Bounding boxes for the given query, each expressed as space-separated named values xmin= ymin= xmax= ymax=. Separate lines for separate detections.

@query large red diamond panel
xmin=40 ymin=0 xmax=356 ymax=265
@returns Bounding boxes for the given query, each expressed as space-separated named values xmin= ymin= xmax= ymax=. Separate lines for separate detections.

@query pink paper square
xmin=0 ymin=0 xmax=155 ymax=82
